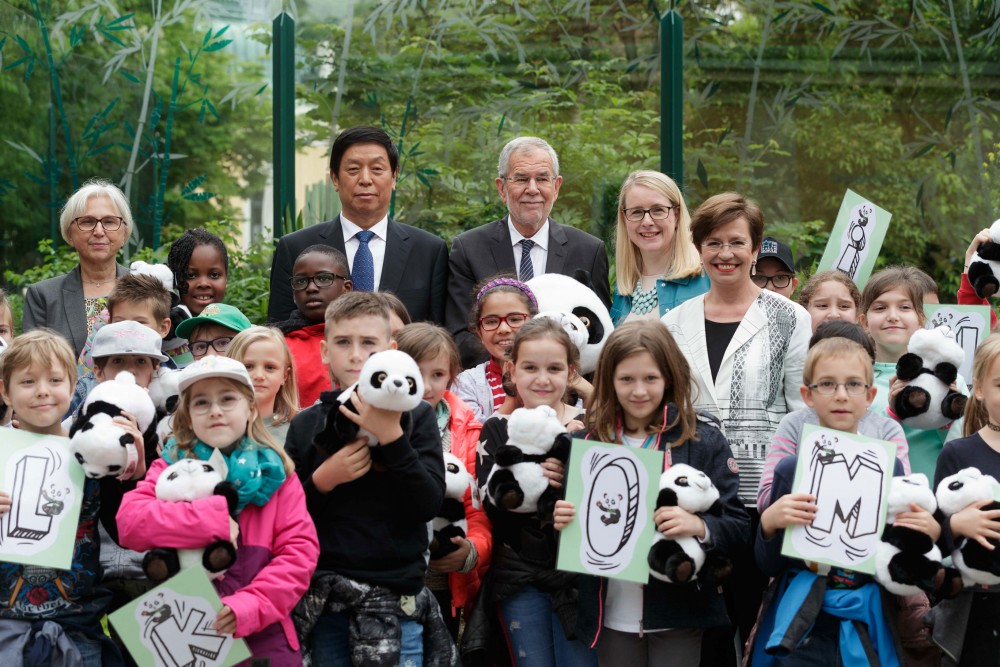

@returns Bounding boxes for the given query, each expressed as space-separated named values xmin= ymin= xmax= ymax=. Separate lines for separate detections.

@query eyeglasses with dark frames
xmin=73 ymin=216 xmax=124 ymax=232
xmin=751 ymin=274 xmax=794 ymax=289
xmin=623 ymin=206 xmax=676 ymax=223
xmin=190 ymin=336 xmax=234 ymax=358
xmin=478 ymin=312 xmax=530 ymax=331
xmin=290 ymin=273 xmax=350 ymax=291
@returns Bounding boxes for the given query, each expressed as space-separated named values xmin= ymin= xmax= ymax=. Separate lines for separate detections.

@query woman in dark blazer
xmin=22 ymin=179 xmax=132 ymax=361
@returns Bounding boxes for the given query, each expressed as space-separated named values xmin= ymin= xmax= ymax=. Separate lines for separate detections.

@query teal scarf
xmin=162 ymin=436 xmax=286 ymax=514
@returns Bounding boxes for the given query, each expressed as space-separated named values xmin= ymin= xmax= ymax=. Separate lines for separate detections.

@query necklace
xmin=986 ymin=421 xmax=1000 ymax=432
xmin=81 ymin=274 xmax=115 ymax=288
xmin=631 ymin=280 xmax=659 ymax=316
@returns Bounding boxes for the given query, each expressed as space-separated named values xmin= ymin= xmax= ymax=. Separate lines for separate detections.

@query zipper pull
xmin=639 ymin=618 xmax=644 ymax=638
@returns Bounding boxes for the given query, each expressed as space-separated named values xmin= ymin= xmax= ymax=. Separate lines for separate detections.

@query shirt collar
xmin=341 ymin=214 xmax=389 ymax=241
xmin=507 ymin=216 xmax=549 ymax=251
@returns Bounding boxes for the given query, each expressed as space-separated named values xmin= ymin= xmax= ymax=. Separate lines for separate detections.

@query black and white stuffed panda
xmin=148 ymin=366 xmax=182 ymax=442
xmin=142 ymin=449 xmax=239 ymax=583
xmin=967 ymin=218 xmax=1000 ymax=298
xmin=527 ymin=272 xmax=613 ymax=374
xmin=875 ymin=473 xmax=959 ymax=597
xmin=892 ymin=326 xmax=967 ymax=430
xmin=485 ymin=405 xmax=571 ymax=517
xmin=936 ymin=466 xmax=1000 ymax=587
xmin=69 ymin=371 xmax=158 ymax=479
xmin=313 ymin=349 xmax=424 ymax=456
xmin=431 ymin=452 xmax=473 ymax=560
xmin=647 ymin=464 xmax=731 ymax=585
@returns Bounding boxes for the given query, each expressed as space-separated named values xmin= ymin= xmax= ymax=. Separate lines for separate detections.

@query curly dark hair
xmin=166 ymin=228 xmax=228 ymax=298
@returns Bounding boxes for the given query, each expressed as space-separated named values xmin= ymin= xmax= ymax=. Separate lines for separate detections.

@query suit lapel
xmin=319 ymin=215 xmax=347 ymax=253
xmin=490 ymin=218 xmax=516 ymax=273
xmin=63 ymin=267 xmax=87 ymax=349
xmin=722 ymin=296 xmax=765 ymax=366
xmin=379 ymin=219 xmax=409 ymax=293
xmin=545 ymin=219 xmax=567 ymax=275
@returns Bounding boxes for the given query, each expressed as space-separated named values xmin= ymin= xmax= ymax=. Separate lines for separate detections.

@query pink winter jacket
xmin=117 ymin=457 xmax=319 ymax=664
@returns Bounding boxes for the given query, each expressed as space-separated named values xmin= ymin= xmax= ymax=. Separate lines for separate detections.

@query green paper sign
xmin=110 ymin=566 xmax=251 ymax=667
xmin=925 ymin=304 xmax=990 ymax=389
xmin=781 ymin=424 xmax=896 ymax=575
xmin=0 ymin=430 xmax=84 ymax=570
xmin=816 ymin=189 xmax=892 ymax=290
xmin=557 ymin=439 xmax=664 ymax=583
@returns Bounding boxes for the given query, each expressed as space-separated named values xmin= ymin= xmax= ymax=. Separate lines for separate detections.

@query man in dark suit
xmin=268 ymin=126 xmax=448 ymax=324
xmin=446 ymin=136 xmax=611 ymax=367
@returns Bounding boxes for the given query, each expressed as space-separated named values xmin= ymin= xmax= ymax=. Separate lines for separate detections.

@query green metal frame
xmin=272 ymin=12 xmax=295 ymax=239
xmin=660 ymin=8 xmax=684 ymax=189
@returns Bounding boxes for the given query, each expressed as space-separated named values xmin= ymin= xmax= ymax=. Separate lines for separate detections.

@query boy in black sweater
xmin=284 ymin=291 xmax=449 ymax=664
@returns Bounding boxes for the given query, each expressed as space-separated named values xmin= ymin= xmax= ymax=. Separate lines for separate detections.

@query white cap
xmin=92 ymin=321 xmax=168 ymax=362
xmin=178 ymin=355 xmax=253 ymax=393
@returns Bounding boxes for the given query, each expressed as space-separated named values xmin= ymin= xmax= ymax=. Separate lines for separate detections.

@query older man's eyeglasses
xmin=752 ymin=274 xmax=793 ymax=289
xmin=290 ymin=273 xmax=349 ymax=291
xmin=807 ymin=380 xmax=870 ymax=396
xmin=505 ymin=175 xmax=554 ymax=188
xmin=623 ymin=206 xmax=676 ymax=223
xmin=73 ymin=216 xmax=124 ymax=232
xmin=190 ymin=336 xmax=233 ymax=358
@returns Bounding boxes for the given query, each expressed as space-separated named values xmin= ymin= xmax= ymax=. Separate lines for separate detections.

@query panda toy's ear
xmin=209 ymin=447 xmax=228 ymax=480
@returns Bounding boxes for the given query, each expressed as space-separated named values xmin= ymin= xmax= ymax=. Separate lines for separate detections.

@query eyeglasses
xmin=479 ymin=312 xmax=530 ymax=331
xmin=189 ymin=392 xmax=247 ymax=415
xmin=807 ymin=380 xmax=870 ymax=396
xmin=290 ymin=272 xmax=350 ymax=291
xmin=751 ymin=274 xmax=793 ymax=289
xmin=504 ymin=175 xmax=554 ymax=188
xmin=701 ymin=240 xmax=751 ymax=253
xmin=623 ymin=206 xmax=676 ymax=223
xmin=190 ymin=336 xmax=233 ymax=358
xmin=73 ymin=216 xmax=124 ymax=232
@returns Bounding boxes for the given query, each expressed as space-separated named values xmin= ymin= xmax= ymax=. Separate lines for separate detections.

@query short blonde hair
xmin=802 ymin=337 xmax=873 ymax=386
xmin=171 ymin=376 xmax=295 ymax=476
xmin=226 ymin=326 xmax=300 ymax=426
xmin=0 ymin=329 xmax=78 ymax=388
xmin=59 ymin=179 xmax=133 ymax=244
xmin=615 ymin=170 xmax=701 ymax=293
xmin=324 ymin=292 xmax=391 ymax=340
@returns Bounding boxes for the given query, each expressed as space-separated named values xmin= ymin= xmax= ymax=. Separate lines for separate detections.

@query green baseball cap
xmin=175 ymin=303 xmax=252 ymax=340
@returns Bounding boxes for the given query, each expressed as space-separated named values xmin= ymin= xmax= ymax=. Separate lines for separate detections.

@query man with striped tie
xmin=268 ymin=126 xmax=448 ymax=325
xmin=446 ymin=136 xmax=611 ymax=368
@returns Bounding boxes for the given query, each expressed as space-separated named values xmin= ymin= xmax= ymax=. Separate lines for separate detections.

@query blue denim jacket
xmin=609 ymin=272 xmax=710 ymax=326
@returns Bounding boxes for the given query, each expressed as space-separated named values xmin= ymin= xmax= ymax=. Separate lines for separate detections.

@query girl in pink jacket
xmin=117 ymin=356 xmax=319 ymax=666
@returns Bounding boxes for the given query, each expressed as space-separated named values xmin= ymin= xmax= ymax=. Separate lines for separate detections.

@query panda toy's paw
xmin=488 ymin=469 xmax=526 ymax=511
xmin=699 ymin=551 xmax=733 ymax=588
xmin=202 ymin=540 xmax=237 ymax=573
xmin=213 ymin=481 xmax=239 ymax=516
xmin=648 ymin=540 xmax=694 ymax=584
xmin=313 ymin=398 xmax=357 ymax=457
xmin=143 ymin=548 xmax=181 ymax=583
xmin=895 ymin=385 xmax=931 ymax=419
xmin=430 ymin=525 xmax=466 ymax=560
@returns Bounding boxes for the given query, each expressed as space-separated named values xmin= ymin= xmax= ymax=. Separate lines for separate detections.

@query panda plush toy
xmin=431 ymin=452 xmax=474 ymax=560
xmin=966 ymin=218 xmax=1000 ymax=298
xmin=485 ymin=405 xmax=571 ymax=518
xmin=69 ymin=371 xmax=158 ymax=479
xmin=891 ymin=326 xmax=967 ymax=430
xmin=148 ymin=366 xmax=182 ymax=442
xmin=875 ymin=473 xmax=959 ymax=597
xmin=936 ymin=466 xmax=1000 ymax=587
xmin=647 ymin=464 xmax=731 ymax=585
xmin=142 ymin=449 xmax=239 ymax=583
xmin=527 ymin=272 xmax=613 ymax=374
xmin=313 ymin=349 xmax=424 ymax=456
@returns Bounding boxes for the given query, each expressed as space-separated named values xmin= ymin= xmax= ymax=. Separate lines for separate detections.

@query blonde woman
xmin=610 ymin=170 xmax=708 ymax=325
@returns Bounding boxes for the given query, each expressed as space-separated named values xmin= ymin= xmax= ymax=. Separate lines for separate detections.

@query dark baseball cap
xmin=757 ymin=237 xmax=795 ymax=273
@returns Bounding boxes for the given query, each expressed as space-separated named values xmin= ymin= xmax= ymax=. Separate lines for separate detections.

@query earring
xmin=751 ymin=260 xmax=756 ymax=276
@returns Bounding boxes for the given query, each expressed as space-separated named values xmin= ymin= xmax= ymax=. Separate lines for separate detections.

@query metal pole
xmin=660 ymin=9 xmax=684 ymax=189
xmin=272 ymin=12 xmax=295 ymax=239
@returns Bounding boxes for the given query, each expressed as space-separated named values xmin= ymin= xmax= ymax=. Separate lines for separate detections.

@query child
xmin=0 ymin=288 xmax=12 ymax=345
xmin=751 ymin=336 xmax=932 ymax=667
xmin=552 ymin=321 xmax=749 ymax=666
xmin=382 ymin=291 xmax=412 ymax=338
xmin=227 ymin=326 xmax=299 ymax=446
xmin=932 ymin=333 xmax=1000 ymax=666
xmin=395 ymin=322 xmax=490 ymax=639
xmin=453 ymin=276 xmax=539 ymax=422
xmin=753 ymin=237 xmax=798 ymax=299
xmin=758 ymin=328 xmax=910 ymax=510
xmin=283 ymin=292 xmax=452 ymax=665
xmin=0 ymin=330 xmax=144 ymax=665
xmin=175 ymin=303 xmax=252 ymax=360
xmin=117 ymin=355 xmax=319 ymax=663
xmin=476 ymin=316 xmax=594 ymax=665
xmin=277 ymin=245 xmax=352 ymax=406
xmin=797 ymin=269 xmax=861 ymax=333
xmin=166 ymin=228 xmax=228 ymax=317
xmin=861 ymin=266 xmax=965 ymax=480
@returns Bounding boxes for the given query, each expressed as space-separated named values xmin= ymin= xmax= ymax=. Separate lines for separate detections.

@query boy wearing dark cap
xmin=753 ymin=236 xmax=798 ymax=299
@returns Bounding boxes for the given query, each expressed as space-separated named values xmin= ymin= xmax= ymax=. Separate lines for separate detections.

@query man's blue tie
xmin=519 ymin=238 xmax=535 ymax=281
xmin=352 ymin=230 xmax=376 ymax=292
